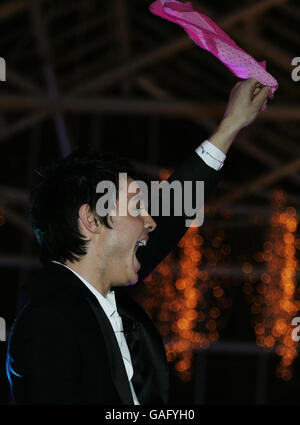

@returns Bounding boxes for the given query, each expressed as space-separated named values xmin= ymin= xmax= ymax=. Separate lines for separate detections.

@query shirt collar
xmin=52 ymin=261 xmax=116 ymax=317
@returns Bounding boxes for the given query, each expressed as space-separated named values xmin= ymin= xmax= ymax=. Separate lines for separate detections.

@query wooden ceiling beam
xmin=0 ymin=0 xmax=27 ymax=22
xmin=206 ymin=156 xmax=300 ymax=213
xmin=233 ymin=30 xmax=293 ymax=72
xmin=0 ymin=111 xmax=49 ymax=144
xmin=0 ymin=95 xmax=299 ymax=121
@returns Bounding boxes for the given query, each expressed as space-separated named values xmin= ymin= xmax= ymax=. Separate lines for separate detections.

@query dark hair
xmin=30 ymin=149 xmax=137 ymax=265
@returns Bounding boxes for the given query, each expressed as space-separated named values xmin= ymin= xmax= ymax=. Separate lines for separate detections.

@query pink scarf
xmin=149 ymin=0 xmax=278 ymax=98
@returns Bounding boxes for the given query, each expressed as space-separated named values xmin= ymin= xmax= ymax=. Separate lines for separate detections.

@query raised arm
xmin=136 ymin=79 xmax=270 ymax=281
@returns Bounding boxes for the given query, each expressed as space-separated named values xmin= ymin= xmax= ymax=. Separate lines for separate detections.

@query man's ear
xmin=78 ymin=204 xmax=101 ymax=234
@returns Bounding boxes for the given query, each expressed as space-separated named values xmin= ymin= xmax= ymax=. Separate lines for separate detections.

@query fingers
xmin=235 ymin=78 xmax=264 ymax=99
xmin=249 ymin=79 xmax=271 ymax=111
xmin=246 ymin=78 xmax=260 ymax=91
xmin=226 ymin=79 xmax=271 ymax=122
xmin=253 ymin=85 xmax=270 ymax=108
xmin=253 ymin=86 xmax=261 ymax=98
xmin=261 ymin=98 xmax=268 ymax=112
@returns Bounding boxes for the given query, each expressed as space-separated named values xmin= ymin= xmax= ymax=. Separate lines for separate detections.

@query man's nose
xmin=144 ymin=213 xmax=157 ymax=232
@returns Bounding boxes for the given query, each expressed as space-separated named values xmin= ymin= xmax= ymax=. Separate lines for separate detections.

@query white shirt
xmin=51 ymin=140 xmax=225 ymax=404
xmin=196 ymin=139 xmax=226 ymax=171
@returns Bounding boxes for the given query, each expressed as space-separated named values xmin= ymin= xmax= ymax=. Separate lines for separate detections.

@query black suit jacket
xmin=6 ymin=151 xmax=222 ymax=404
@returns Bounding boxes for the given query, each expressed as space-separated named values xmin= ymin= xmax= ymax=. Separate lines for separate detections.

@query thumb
xmin=253 ymin=86 xmax=270 ymax=107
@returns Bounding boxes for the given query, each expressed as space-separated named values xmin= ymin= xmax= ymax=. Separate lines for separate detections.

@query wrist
xmin=219 ymin=117 xmax=243 ymax=134
xmin=208 ymin=118 xmax=242 ymax=154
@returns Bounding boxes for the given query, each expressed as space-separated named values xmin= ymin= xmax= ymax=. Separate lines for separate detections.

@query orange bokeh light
xmin=247 ymin=193 xmax=299 ymax=380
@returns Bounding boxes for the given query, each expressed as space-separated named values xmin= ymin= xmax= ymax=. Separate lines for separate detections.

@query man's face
xmin=96 ymin=177 xmax=156 ymax=287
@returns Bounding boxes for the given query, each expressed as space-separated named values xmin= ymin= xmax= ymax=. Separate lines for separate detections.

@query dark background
xmin=0 ymin=0 xmax=300 ymax=405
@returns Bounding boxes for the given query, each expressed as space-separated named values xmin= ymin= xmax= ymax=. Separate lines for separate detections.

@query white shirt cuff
xmin=195 ymin=140 xmax=226 ymax=171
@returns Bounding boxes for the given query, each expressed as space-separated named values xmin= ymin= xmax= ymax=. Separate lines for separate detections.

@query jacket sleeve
xmin=7 ymin=306 xmax=80 ymax=404
xmin=136 ymin=151 xmax=223 ymax=281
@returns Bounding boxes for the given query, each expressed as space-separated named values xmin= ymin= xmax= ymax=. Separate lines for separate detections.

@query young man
xmin=6 ymin=79 xmax=270 ymax=404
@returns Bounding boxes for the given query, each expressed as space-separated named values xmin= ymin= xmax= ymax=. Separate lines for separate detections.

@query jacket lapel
xmin=85 ymin=296 xmax=134 ymax=405
xmin=116 ymin=290 xmax=169 ymax=404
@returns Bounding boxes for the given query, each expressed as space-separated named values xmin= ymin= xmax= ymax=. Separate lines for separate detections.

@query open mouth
xmin=135 ymin=239 xmax=147 ymax=248
xmin=133 ymin=238 xmax=148 ymax=272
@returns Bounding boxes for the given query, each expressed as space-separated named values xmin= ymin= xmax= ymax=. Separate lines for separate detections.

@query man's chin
xmin=111 ymin=273 xmax=138 ymax=288
xmin=125 ymin=280 xmax=138 ymax=287
xmin=126 ymin=275 xmax=139 ymax=286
